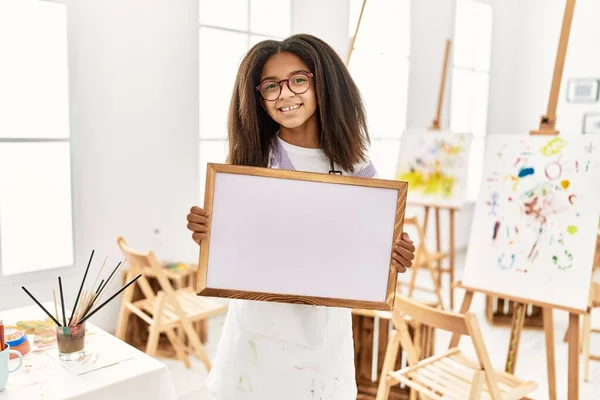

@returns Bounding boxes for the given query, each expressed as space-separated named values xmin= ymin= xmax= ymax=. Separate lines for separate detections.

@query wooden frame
xmin=196 ymin=163 xmax=408 ymax=311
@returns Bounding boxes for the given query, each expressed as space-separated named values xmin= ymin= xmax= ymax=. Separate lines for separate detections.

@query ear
xmin=259 ymin=97 xmax=267 ymax=111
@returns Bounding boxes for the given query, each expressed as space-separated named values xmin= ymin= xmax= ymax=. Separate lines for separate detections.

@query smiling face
xmin=258 ymin=52 xmax=318 ymax=131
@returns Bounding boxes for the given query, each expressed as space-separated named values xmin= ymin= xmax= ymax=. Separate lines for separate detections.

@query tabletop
xmin=0 ymin=303 xmax=177 ymax=400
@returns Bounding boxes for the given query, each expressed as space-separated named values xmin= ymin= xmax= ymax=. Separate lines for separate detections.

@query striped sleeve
xmin=353 ymin=160 xmax=377 ymax=178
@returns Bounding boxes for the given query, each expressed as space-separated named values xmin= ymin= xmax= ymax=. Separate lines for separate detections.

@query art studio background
xmin=1 ymin=0 xmax=600 ymax=399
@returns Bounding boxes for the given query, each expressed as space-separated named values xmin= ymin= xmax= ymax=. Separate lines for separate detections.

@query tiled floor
xmin=158 ymin=250 xmax=600 ymax=399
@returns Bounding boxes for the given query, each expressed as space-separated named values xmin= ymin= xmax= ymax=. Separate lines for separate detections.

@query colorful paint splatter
xmin=396 ymin=129 xmax=471 ymax=208
xmin=482 ymin=137 xmax=591 ymax=272
xmin=463 ymin=134 xmax=600 ymax=312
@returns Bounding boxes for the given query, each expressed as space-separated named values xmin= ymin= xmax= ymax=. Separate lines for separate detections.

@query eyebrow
xmin=260 ymin=70 xmax=310 ymax=82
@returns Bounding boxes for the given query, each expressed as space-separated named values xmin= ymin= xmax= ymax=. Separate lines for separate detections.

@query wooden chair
xmin=114 ymin=236 xmax=227 ymax=370
xmin=376 ymin=295 xmax=537 ymax=400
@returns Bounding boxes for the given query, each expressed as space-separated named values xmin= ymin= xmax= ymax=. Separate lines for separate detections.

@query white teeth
xmin=280 ymin=104 xmax=301 ymax=112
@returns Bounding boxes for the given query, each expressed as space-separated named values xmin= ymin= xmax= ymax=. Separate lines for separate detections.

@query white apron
xmin=205 ymin=137 xmax=377 ymax=399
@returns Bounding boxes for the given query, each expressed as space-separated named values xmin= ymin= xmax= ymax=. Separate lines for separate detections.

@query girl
xmin=187 ymin=34 xmax=416 ymax=399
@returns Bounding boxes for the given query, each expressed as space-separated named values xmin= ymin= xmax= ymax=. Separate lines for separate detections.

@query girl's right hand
xmin=186 ymin=206 xmax=210 ymax=245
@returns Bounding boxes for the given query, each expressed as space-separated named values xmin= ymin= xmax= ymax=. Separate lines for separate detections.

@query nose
xmin=278 ymin=81 xmax=295 ymax=99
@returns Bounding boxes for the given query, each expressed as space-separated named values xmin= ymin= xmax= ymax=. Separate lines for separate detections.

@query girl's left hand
xmin=392 ymin=232 xmax=416 ymax=273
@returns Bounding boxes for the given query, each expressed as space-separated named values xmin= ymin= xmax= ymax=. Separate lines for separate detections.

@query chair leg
xmin=376 ymin=330 xmax=401 ymax=400
xmin=165 ymin=328 xmax=191 ymax=368
xmin=180 ymin=317 xmax=212 ymax=371
xmin=115 ymin=309 xmax=130 ymax=341
xmin=583 ymin=313 xmax=591 ymax=382
xmin=146 ymin=293 xmax=166 ymax=357
xmin=115 ymin=269 xmax=138 ymax=341
xmin=468 ymin=370 xmax=485 ymax=400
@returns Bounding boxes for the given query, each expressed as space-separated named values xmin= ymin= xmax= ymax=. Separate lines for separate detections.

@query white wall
xmin=558 ymin=0 xmax=600 ymax=134
xmin=0 ymin=0 xmax=200 ymax=331
xmin=485 ymin=0 xmax=600 ymax=136
xmin=291 ymin=0 xmax=350 ymax=58
xmin=510 ymin=0 xmax=600 ymax=136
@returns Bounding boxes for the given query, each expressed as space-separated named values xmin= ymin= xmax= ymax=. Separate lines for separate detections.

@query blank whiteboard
xmin=196 ymin=164 xmax=408 ymax=311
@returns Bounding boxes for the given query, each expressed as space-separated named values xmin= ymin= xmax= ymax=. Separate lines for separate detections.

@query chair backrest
xmin=393 ymin=294 xmax=470 ymax=336
xmin=116 ymin=236 xmax=177 ymax=301
xmin=392 ymin=294 xmax=503 ymax=400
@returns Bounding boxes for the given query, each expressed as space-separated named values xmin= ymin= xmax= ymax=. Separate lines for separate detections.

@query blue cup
xmin=1 ymin=344 xmax=23 ymax=392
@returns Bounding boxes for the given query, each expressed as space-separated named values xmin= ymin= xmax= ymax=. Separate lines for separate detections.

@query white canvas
xmin=205 ymin=172 xmax=400 ymax=305
xmin=395 ymin=128 xmax=472 ymax=208
xmin=463 ymin=134 xmax=600 ymax=312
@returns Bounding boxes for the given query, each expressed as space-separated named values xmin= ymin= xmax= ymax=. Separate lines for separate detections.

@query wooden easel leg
xmin=428 ymin=263 xmax=445 ymax=310
xmin=435 ymin=207 xmax=442 ymax=290
xmin=408 ymin=209 xmax=430 ymax=299
xmin=407 ymin=244 xmax=422 ymax=299
xmin=505 ymin=302 xmax=526 ymax=374
xmin=582 ymin=312 xmax=591 ymax=382
xmin=562 ymin=324 xmax=570 ymax=342
xmin=567 ymin=313 xmax=580 ymax=400
xmin=543 ymin=307 xmax=557 ymax=400
xmin=449 ymin=209 xmax=456 ymax=310
xmin=449 ymin=290 xmax=474 ymax=348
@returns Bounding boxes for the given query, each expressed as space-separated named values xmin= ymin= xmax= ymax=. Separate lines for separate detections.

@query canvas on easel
xmin=462 ymin=134 xmax=600 ymax=311
xmin=454 ymin=1 xmax=595 ymax=398
xmin=395 ymin=128 xmax=472 ymax=209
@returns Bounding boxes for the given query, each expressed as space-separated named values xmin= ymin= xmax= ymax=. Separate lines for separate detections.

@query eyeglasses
xmin=256 ymin=72 xmax=314 ymax=101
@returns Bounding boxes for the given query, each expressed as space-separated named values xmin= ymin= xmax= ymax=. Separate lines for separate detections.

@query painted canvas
xmin=462 ymin=134 xmax=600 ymax=311
xmin=395 ymin=129 xmax=472 ymax=208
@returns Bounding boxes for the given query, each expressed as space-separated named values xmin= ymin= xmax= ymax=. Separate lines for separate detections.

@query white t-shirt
xmin=205 ymin=136 xmax=375 ymax=400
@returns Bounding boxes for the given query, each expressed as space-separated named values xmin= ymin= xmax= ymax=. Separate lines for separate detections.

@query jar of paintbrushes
xmin=20 ymin=250 xmax=141 ymax=361
xmin=56 ymin=323 xmax=86 ymax=361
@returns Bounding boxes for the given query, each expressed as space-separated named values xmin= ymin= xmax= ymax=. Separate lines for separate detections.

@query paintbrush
xmin=79 ymin=274 xmax=142 ymax=325
xmin=21 ymin=287 xmax=62 ymax=327
xmin=59 ymin=277 xmax=67 ymax=327
xmin=69 ymin=249 xmax=95 ymax=326
xmin=53 ymin=290 xmax=60 ymax=326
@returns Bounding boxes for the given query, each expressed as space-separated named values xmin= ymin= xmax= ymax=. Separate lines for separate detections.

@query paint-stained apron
xmin=205 ymin=139 xmax=376 ymax=399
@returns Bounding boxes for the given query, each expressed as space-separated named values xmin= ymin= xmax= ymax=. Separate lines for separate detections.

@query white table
xmin=0 ymin=303 xmax=177 ymax=400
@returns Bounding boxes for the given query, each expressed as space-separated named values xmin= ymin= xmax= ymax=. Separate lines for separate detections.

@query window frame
xmin=198 ymin=0 xmax=292 ymax=198
xmin=449 ymin=0 xmax=494 ymax=203
xmin=0 ymin=0 xmax=75 ymax=276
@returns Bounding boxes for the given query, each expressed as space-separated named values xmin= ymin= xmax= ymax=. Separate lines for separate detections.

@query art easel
xmin=455 ymin=2 xmax=580 ymax=399
xmin=404 ymin=39 xmax=459 ymax=310
xmin=345 ymin=0 xmax=367 ymax=66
